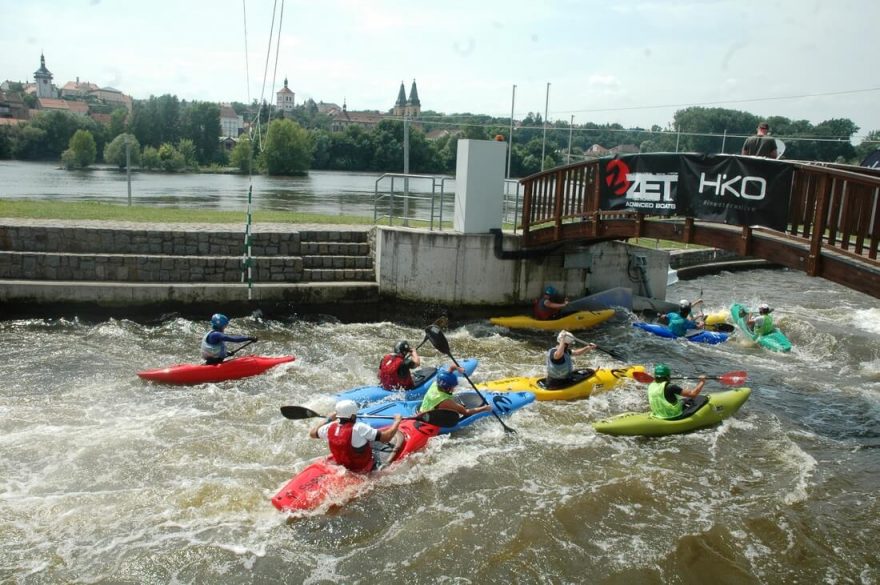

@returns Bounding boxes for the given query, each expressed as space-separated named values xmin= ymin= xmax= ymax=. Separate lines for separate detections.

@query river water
xmin=0 ymin=160 xmax=459 ymax=219
xmin=1 ymin=268 xmax=878 ymax=584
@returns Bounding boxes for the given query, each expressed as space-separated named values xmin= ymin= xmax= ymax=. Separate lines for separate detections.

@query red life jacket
xmin=327 ymin=420 xmax=374 ymax=473
xmin=378 ymin=353 xmax=414 ymax=389
xmin=533 ymin=297 xmax=557 ymax=320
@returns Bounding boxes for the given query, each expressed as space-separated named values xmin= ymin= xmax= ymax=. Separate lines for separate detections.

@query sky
xmin=2 ymin=0 xmax=879 ymax=140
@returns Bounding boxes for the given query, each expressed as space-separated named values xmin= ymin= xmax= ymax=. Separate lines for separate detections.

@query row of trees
xmin=0 ymin=91 xmax=877 ymax=177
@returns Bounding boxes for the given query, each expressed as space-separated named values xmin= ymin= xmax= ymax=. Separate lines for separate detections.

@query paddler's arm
xmin=376 ymin=414 xmax=402 ymax=443
xmin=681 ymin=376 xmax=707 ymax=398
xmin=308 ymin=412 xmax=335 ymax=439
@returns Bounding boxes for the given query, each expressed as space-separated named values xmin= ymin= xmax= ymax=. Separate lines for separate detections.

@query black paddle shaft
xmin=424 ymin=325 xmax=516 ymax=434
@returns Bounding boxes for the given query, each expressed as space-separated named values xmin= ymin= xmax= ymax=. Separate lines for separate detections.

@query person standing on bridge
xmin=742 ymin=122 xmax=778 ymax=159
xmin=533 ymin=285 xmax=569 ymax=320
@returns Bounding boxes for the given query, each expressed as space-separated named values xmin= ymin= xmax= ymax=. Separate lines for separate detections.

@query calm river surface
xmin=1 ymin=269 xmax=878 ymax=584
xmin=0 ymin=160 xmax=460 ymax=220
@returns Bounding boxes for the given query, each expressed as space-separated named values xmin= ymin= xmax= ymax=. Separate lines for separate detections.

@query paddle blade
xmin=279 ymin=405 xmax=322 ymax=420
xmin=416 ymin=409 xmax=460 ymax=428
xmin=717 ymin=371 xmax=748 ymax=386
xmin=596 ymin=345 xmax=626 ymax=361
xmin=632 ymin=371 xmax=654 ymax=384
xmin=425 ymin=324 xmax=452 ymax=356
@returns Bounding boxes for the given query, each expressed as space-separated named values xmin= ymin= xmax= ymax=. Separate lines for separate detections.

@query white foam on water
xmin=848 ymin=308 xmax=880 ymax=335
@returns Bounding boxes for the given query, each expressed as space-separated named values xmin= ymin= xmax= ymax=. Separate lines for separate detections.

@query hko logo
xmin=698 ymin=173 xmax=767 ymax=200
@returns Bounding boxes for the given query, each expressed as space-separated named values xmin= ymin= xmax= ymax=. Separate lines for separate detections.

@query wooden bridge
xmin=518 ymin=155 xmax=880 ymax=299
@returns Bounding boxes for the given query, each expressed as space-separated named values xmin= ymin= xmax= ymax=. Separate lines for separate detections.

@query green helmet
xmin=654 ymin=364 xmax=671 ymax=380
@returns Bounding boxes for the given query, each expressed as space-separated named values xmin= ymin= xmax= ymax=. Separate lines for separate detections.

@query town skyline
xmin=2 ymin=0 xmax=879 ymax=139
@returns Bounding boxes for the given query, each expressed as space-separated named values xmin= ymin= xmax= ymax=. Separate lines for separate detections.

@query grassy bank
xmin=0 ymin=200 xmax=374 ymax=225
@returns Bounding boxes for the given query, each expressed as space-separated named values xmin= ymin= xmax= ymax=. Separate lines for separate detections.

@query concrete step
xmin=0 ymin=251 xmax=375 ymax=283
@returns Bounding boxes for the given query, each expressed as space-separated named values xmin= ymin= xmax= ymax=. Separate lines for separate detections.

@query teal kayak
xmin=592 ymin=388 xmax=752 ymax=436
xmin=730 ymin=303 xmax=791 ymax=352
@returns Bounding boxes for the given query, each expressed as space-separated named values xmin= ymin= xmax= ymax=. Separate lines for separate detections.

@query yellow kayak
xmin=703 ymin=311 xmax=733 ymax=332
xmin=489 ymin=309 xmax=615 ymax=332
xmin=476 ymin=365 xmax=645 ymax=401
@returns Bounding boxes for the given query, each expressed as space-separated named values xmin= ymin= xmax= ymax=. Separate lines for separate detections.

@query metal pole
xmin=675 ymin=126 xmax=681 ymax=153
xmin=541 ymin=82 xmax=550 ymax=171
xmin=125 ymin=135 xmax=132 ymax=206
xmin=721 ymin=129 xmax=727 ymax=153
xmin=567 ymin=115 xmax=574 ymax=165
xmin=507 ymin=84 xmax=516 ymax=179
xmin=403 ymin=115 xmax=410 ymax=226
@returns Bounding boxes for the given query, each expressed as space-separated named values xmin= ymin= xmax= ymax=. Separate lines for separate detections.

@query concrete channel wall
xmin=0 ymin=220 xmax=680 ymax=312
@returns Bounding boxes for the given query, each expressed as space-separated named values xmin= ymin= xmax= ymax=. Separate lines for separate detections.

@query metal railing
xmin=373 ymin=173 xmax=453 ymax=231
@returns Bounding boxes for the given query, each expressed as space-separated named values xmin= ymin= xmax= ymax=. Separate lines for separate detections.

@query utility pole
xmin=125 ymin=135 xmax=132 ymax=206
xmin=507 ymin=84 xmax=516 ymax=179
xmin=541 ymin=82 xmax=550 ymax=171
xmin=567 ymin=115 xmax=574 ymax=165
xmin=403 ymin=113 xmax=410 ymax=226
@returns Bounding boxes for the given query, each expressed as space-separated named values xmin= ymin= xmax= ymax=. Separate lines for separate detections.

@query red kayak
xmin=271 ymin=419 xmax=440 ymax=512
xmin=137 ymin=355 xmax=295 ymax=385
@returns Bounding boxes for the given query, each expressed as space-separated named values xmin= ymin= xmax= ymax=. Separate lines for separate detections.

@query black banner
xmin=599 ymin=153 xmax=793 ymax=230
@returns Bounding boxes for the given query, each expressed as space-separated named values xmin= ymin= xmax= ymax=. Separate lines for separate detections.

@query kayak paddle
xmin=279 ymin=405 xmax=460 ymax=428
xmin=424 ymin=324 xmax=516 ymax=434
xmin=227 ymin=338 xmax=257 ymax=357
xmin=415 ymin=316 xmax=449 ymax=350
xmin=569 ymin=334 xmax=625 ymax=361
xmin=632 ymin=370 xmax=748 ymax=386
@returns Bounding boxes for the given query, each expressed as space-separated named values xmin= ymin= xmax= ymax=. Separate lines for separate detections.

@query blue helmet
xmin=210 ymin=313 xmax=230 ymax=330
xmin=544 ymin=285 xmax=558 ymax=296
xmin=437 ymin=369 xmax=459 ymax=390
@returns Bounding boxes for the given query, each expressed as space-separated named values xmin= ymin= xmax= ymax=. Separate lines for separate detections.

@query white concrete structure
xmin=376 ymin=227 xmax=669 ymax=305
xmin=454 ymin=139 xmax=506 ymax=233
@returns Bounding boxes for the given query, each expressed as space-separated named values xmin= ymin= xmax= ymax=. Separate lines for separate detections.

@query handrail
xmin=374 ymin=173 xmax=453 ymax=230
xmin=517 ymin=155 xmax=880 ymax=297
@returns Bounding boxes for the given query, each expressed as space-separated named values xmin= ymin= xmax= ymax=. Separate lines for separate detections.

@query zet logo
xmin=605 ymin=159 xmax=631 ymax=195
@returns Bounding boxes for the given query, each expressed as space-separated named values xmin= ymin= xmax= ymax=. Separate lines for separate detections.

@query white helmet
xmin=679 ymin=299 xmax=691 ymax=309
xmin=758 ymin=303 xmax=771 ymax=314
xmin=335 ymin=400 xmax=358 ymax=419
xmin=557 ymin=330 xmax=575 ymax=345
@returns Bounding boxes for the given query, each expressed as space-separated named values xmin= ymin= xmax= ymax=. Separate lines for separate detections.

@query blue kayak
xmin=356 ymin=390 xmax=536 ymax=433
xmin=633 ymin=322 xmax=728 ymax=345
xmin=335 ymin=358 xmax=479 ymax=405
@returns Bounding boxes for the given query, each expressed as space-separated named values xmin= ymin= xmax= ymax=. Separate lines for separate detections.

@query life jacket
xmin=419 ymin=382 xmax=454 ymax=413
xmin=533 ymin=296 xmax=558 ymax=320
xmin=546 ymin=346 xmax=573 ymax=380
xmin=648 ymin=380 xmax=683 ymax=419
xmin=200 ymin=332 xmax=225 ymax=359
xmin=378 ymin=354 xmax=414 ymax=389
xmin=327 ymin=420 xmax=374 ymax=473
xmin=753 ymin=314 xmax=774 ymax=336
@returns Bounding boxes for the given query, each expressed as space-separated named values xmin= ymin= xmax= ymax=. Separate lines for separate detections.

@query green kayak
xmin=592 ymin=388 xmax=752 ymax=436
xmin=730 ymin=303 xmax=791 ymax=352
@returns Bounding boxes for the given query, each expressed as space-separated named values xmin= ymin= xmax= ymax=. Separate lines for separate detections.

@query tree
xmin=103 ymin=133 xmax=141 ymax=168
xmin=176 ymin=138 xmax=198 ymax=170
xmin=180 ymin=101 xmax=221 ymax=164
xmin=157 ymin=142 xmax=185 ymax=172
xmin=263 ymin=118 xmax=313 ymax=175
xmin=141 ymin=145 xmax=160 ymax=170
xmin=61 ymin=129 xmax=96 ymax=169
xmin=229 ymin=137 xmax=254 ymax=173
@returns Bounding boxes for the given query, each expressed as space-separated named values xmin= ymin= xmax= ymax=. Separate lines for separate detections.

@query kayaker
xmin=647 ymin=363 xmax=706 ymax=419
xmin=309 ymin=400 xmax=402 ymax=473
xmin=378 ymin=340 xmax=422 ymax=390
xmin=664 ymin=299 xmax=704 ymax=336
xmin=418 ymin=366 xmax=492 ymax=418
xmin=746 ymin=303 xmax=775 ymax=336
xmin=546 ymin=329 xmax=596 ymax=388
xmin=533 ymin=285 xmax=569 ymax=320
xmin=201 ymin=313 xmax=257 ymax=364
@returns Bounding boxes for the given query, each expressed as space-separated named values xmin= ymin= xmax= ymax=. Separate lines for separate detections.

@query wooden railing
xmin=518 ymin=156 xmax=880 ymax=297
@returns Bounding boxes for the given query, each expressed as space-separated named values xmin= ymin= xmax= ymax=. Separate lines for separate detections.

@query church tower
xmin=392 ymin=81 xmax=407 ymax=117
xmin=276 ymin=77 xmax=295 ymax=113
xmin=406 ymin=79 xmax=421 ymax=117
xmin=33 ymin=53 xmax=55 ymax=99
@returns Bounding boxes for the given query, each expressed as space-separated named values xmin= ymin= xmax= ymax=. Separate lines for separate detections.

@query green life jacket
xmin=419 ymin=382 xmax=454 ymax=413
xmin=648 ymin=380 xmax=683 ymax=419
xmin=754 ymin=314 xmax=774 ymax=336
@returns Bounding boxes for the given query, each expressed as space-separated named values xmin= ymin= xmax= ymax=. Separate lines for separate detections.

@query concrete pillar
xmin=454 ymin=139 xmax=506 ymax=233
